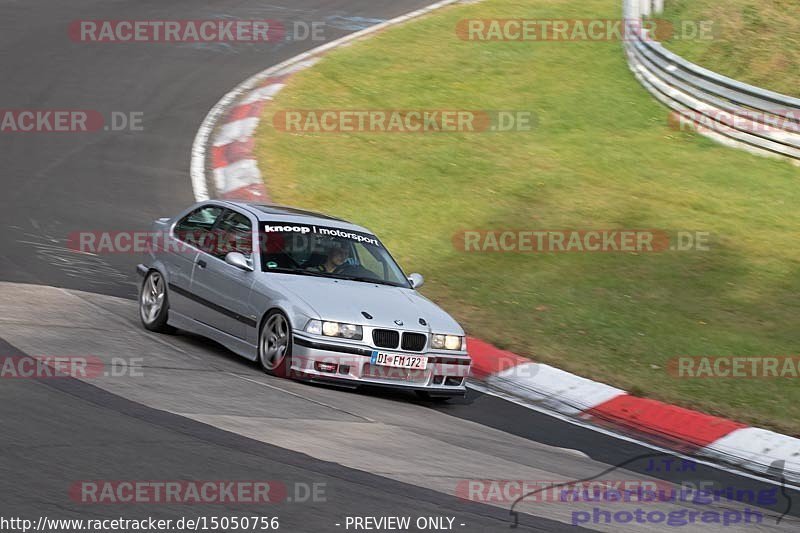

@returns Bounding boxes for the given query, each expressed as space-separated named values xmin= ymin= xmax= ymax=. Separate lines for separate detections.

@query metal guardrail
xmin=623 ymin=0 xmax=800 ymax=163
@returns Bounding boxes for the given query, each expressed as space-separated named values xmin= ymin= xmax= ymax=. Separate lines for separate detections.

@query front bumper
xmin=291 ymin=333 xmax=470 ymax=395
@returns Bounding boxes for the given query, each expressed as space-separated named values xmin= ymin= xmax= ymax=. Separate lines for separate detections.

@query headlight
xmin=431 ymin=334 xmax=464 ymax=351
xmin=305 ymin=319 xmax=363 ymax=340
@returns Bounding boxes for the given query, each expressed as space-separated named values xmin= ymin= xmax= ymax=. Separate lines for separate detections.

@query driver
xmin=314 ymin=245 xmax=347 ymax=273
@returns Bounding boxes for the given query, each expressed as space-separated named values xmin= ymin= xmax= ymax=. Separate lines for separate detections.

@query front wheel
xmin=259 ymin=310 xmax=293 ymax=378
xmin=139 ymin=271 xmax=174 ymax=333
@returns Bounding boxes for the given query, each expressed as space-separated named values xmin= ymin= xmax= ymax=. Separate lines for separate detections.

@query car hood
xmin=269 ymin=274 xmax=463 ymax=335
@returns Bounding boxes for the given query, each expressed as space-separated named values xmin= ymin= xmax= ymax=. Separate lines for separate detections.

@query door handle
xmin=197 ymin=259 xmax=207 ymax=269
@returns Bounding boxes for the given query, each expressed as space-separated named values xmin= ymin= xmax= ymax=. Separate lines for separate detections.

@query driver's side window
xmin=210 ymin=209 xmax=253 ymax=260
xmin=174 ymin=205 xmax=223 ymax=252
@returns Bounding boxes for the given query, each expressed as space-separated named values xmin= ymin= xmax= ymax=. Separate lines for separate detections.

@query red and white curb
xmin=468 ymin=337 xmax=800 ymax=483
xmin=189 ymin=0 xmax=800 ymax=485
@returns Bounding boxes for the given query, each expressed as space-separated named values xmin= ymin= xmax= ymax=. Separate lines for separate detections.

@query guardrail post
xmin=628 ymin=0 xmax=642 ymax=20
xmin=622 ymin=0 xmax=636 ymax=19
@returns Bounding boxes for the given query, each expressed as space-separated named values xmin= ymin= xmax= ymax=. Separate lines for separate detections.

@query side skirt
xmin=168 ymin=311 xmax=259 ymax=361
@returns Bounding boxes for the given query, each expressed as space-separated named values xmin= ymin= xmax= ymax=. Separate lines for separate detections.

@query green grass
xmin=660 ymin=0 xmax=800 ymax=97
xmin=255 ymin=0 xmax=800 ymax=434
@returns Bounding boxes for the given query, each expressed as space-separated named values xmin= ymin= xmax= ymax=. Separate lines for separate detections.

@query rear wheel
xmin=139 ymin=271 xmax=174 ymax=333
xmin=259 ymin=311 xmax=293 ymax=378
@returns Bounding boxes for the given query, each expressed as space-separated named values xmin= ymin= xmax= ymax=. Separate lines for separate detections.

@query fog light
xmin=315 ymin=362 xmax=338 ymax=373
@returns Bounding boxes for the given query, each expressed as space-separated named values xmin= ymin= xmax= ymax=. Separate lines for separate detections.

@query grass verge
xmin=660 ymin=0 xmax=800 ymax=97
xmin=255 ymin=0 xmax=800 ymax=434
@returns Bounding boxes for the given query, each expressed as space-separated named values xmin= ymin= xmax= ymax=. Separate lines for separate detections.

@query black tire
xmin=139 ymin=271 xmax=175 ymax=333
xmin=259 ymin=310 xmax=293 ymax=378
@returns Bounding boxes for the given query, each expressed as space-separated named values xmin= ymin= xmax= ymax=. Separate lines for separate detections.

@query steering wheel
xmin=335 ymin=264 xmax=375 ymax=278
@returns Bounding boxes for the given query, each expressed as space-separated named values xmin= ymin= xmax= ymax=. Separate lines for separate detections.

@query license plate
xmin=370 ymin=350 xmax=428 ymax=370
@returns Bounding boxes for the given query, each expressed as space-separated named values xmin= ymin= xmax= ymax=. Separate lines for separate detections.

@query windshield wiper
xmin=335 ymin=275 xmax=404 ymax=287
xmin=266 ymin=267 xmax=331 ymax=278
xmin=266 ymin=268 xmax=405 ymax=287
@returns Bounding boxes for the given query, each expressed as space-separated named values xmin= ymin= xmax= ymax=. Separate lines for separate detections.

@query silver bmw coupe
xmin=137 ymin=201 xmax=471 ymax=398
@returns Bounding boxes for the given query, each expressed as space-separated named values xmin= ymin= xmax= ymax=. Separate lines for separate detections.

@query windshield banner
xmin=261 ymin=222 xmax=381 ymax=247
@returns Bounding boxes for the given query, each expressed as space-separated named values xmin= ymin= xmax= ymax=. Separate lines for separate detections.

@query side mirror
xmin=225 ymin=252 xmax=253 ymax=272
xmin=408 ymin=273 xmax=424 ymax=289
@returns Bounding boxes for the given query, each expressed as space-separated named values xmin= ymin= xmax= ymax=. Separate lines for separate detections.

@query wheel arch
xmin=258 ymin=306 xmax=293 ymax=336
xmin=138 ymin=259 xmax=173 ymax=292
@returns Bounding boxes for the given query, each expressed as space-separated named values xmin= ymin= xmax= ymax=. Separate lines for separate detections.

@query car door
xmin=164 ymin=204 xmax=224 ymax=317
xmin=188 ymin=207 xmax=258 ymax=340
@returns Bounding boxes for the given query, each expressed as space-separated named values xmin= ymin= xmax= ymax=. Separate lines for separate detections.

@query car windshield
xmin=259 ymin=222 xmax=411 ymax=288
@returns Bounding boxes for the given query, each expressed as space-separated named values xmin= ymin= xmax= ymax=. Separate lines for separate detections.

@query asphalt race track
xmin=0 ymin=0 xmax=437 ymax=298
xmin=0 ymin=1 xmax=798 ymax=532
